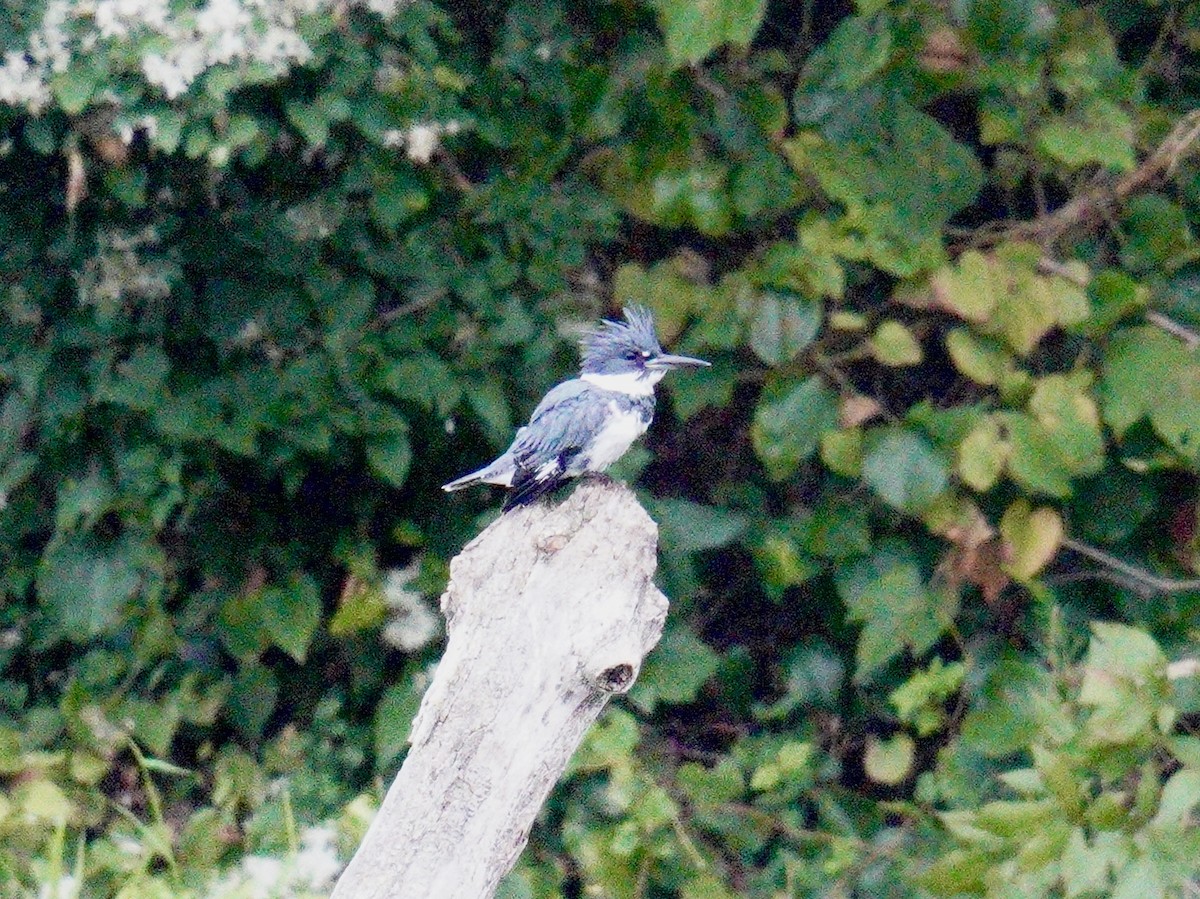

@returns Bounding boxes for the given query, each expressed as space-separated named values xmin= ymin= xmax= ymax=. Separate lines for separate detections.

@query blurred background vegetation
xmin=1 ymin=0 xmax=1200 ymax=896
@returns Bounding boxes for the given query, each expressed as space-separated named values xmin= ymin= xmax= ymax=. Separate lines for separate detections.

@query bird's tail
xmin=441 ymin=454 xmax=515 ymax=492
xmin=441 ymin=472 xmax=480 ymax=492
xmin=502 ymin=469 xmax=564 ymax=510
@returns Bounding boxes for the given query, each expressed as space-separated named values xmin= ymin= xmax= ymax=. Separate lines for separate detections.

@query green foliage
xmin=920 ymin=623 xmax=1199 ymax=899
xmin=1 ymin=0 xmax=1200 ymax=895
xmin=653 ymin=0 xmax=767 ymax=65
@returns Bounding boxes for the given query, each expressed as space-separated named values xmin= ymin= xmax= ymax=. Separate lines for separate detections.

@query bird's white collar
xmin=581 ymin=370 xmax=664 ymax=397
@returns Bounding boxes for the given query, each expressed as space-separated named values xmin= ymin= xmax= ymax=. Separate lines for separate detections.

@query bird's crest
xmin=580 ymin=306 xmax=661 ymax=372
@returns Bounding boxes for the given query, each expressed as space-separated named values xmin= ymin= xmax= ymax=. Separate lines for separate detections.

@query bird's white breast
xmin=581 ymin=370 xmax=662 ymax=396
xmin=582 ymin=402 xmax=649 ymax=472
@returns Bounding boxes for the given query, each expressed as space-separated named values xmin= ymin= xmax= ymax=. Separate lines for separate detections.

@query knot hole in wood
xmin=595 ymin=662 xmax=636 ymax=693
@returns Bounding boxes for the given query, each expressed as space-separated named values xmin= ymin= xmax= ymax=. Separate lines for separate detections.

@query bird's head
xmin=579 ymin=306 xmax=710 ymax=383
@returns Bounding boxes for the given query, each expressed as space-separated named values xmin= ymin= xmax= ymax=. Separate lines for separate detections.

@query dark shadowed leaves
xmin=836 ymin=540 xmax=956 ymax=680
xmin=37 ymin=534 xmax=146 ymax=642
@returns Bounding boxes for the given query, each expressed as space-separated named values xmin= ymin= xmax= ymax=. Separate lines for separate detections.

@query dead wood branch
xmin=331 ymin=480 xmax=669 ymax=899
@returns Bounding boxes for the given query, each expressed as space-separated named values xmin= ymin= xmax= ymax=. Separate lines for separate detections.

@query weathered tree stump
xmin=331 ymin=480 xmax=668 ymax=898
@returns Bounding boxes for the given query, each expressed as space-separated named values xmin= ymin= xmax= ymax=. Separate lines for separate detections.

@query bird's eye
xmin=624 ymin=350 xmax=642 ymax=362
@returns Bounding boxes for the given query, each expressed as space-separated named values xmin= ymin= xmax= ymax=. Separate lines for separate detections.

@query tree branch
xmin=331 ymin=480 xmax=669 ymax=899
xmin=972 ymin=109 xmax=1200 ymax=248
xmin=1145 ymin=310 xmax=1200 ymax=349
xmin=1062 ymin=536 xmax=1200 ymax=597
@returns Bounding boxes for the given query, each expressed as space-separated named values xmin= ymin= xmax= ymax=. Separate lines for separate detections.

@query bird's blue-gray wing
xmin=510 ymin=379 xmax=608 ymax=470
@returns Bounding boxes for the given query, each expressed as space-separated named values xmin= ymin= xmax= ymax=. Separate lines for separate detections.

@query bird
xmin=442 ymin=306 xmax=710 ymax=510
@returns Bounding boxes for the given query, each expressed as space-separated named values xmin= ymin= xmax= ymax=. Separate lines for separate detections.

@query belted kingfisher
xmin=442 ymin=306 xmax=709 ymax=510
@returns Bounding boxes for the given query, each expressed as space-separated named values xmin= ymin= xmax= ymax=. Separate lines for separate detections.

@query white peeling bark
xmin=331 ymin=479 xmax=668 ymax=899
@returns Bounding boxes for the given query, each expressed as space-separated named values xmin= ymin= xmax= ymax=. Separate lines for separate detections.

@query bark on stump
xmin=331 ymin=479 xmax=668 ymax=898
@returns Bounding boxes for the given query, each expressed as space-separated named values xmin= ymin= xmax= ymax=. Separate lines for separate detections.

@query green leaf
xmin=935 ymin=244 xmax=1080 ymax=354
xmin=753 ymin=236 xmax=840 ymax=297
xmin=751 ymin=531 xmax=821 ymax=600
xmin=464 ymin=378 xmax=514 ymax=446
xmin=1120 ymin=194 xmax=1193 ymax=272
xmin=1074 ymin=466 xmax=1157 ymax=544
xmin=379 ymin=354 xmax=462 ymax=414
xmin=680 ymin=874 xmax=739 ymax=899
xmin=678 ymin=758 xmax=745 ymax=806
xmin=792 ymin=16 xmax=894 ymax=125
xmin=862 ymin=427 xmax=950 ymax=513
xmin=123 ymin=698 xmax=181 ymax=757
xmin=754 ymin=640 xmax=844 ymax=719
xmin=890 ymin=658 xmax=965 ymax=736
xmin=747 ymin=291 xmax=822 ymax=366
xmin=918 ymin=848 xmax=990 ymax=895
xmin=1082 ymin=622 xmax=1168 ymax=693
xmin=989 ymin=246 xmax=1059 ymax=355
xmin=259 ymin=576 xmax=322 ymax=664
xmin=870 ymin=320 xmax=923 ymax=366
xmin=629 ymin=625 xmax=721 ymax=712
xmin=1153 ymin=768 xmax=1200 ymax=827
xmin=100 ymin=345 xmax=171 ymax=411
xmin=945 ymin=328 xmax=1012 ymax=385
xmin=1079 ymin=622 xmax=1169 ymax=745
xmin=284 ymin=101 xmax=331 ymax=145
xmin=630 ymin=782 xmax=678 ymax=830
xmin=569 ymin=708 xmax=640 ymax=775
xmin=653 ymin=499 xmax=749 ymax=554
xmin=864 ymin=734 xmax=914 ymax=785
xmin=1099 ymin=326 xmax=1200 ymax=462
xmin=55 ymin=469 xmax=115 ymax=532
xmin=374 ymin=674 xmax=425 ymax=768
xmin=957 ymin=415 xmax=1008 ymax=491
xmin=932 ymin=251 xmax=1000 ymax=322
xmin=1027 ymin=374 xmax=1105 ymax=476
xmin=371 ymin=169 xmax=430 ymax=231
xmin=609 ymin=157 xmax=738 ymax=235
xmin=999 ymin=500 xmax=1063 ymax=580
xmin=24 ymin=116 xmax=58 ymax=154
xmin=820 ymin=427 xmax=863 ymax=477
xmin=366 ymin=427 xmax=413 ymax=488
xmin=751 ymin=376 xmax=840 ymax=479
xmin=795 ymin=219 xmax=849 ymax=298
xmin=1100 ymin=326 xmax=1176 ymax=435
xmin=52 ymin=67 xmax=99 ymax=115
xmin=16 ymin=779 xmax=72 ymax=824
xmin=329 ymin=580 xmax=388 ymax=637
xmin=973 ymin=799 xmax=1055 ymax=837
xmin=960 ymin=656 xmax=1048 ymax=756
xmin=1112 ymin=855 xmax=1167 ymax=899
xmin=1036 ymin=105 xmax=1136 ymax=173
xmin=787 ymin=99 xmax=981 ymax=269
xmin=836 ymin=541 xmax=955 ymax=680
xmin=797 ymin=495 xmax=873 ymax=557
xmin=998 ymin=411 xmax=1075 ymax=497
xmin=1061 ymin=828 xmax=1111 ymax=899
xmin=38 ymin=534 xmax=143 ymax=642
xmin=654 ymin=0 xmax=768 ymax=65
xmin=615 ymin=261 xmax=719 ymax=329
xmin=1147 ymin=366 xmax=1200 ymax=464
xmin=961 ymin=0 xmax=1046 ymax=55
xmin=151 ymin=108 xmax=183 ymax=153
xmin=750 ymin=740 xmax=814 ymax=791
xmin=228 ymin=665 xmax=278 ymax=742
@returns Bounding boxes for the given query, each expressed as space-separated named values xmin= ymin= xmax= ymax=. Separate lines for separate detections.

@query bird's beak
xmin=648 ymin=353 xmax=711 ymax=370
